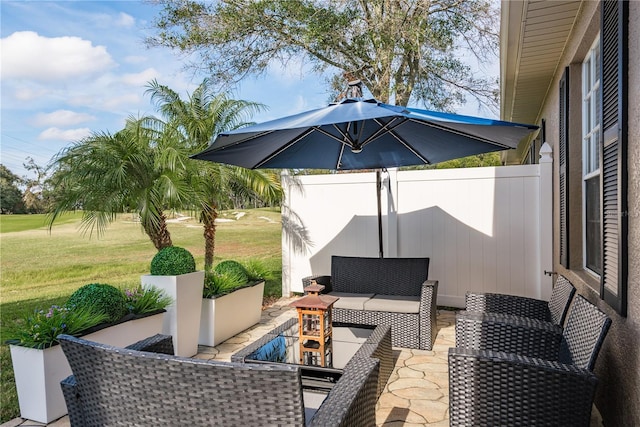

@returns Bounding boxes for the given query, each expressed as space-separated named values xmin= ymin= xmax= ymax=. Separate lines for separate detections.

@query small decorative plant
xmin=150 ymin=246 xmax=196 ymax=276
xmin=67 ymin=283 xmax=128 ymax=323
xmin=203 ymin=259 xmax=272 ymax=298
xmin=124 ymin=284 xmax=173 ymax=315
xmin=9 ymin=305 xmax=108 ymax=349
xmin=8 ymin=283 xmax=172 ymax=349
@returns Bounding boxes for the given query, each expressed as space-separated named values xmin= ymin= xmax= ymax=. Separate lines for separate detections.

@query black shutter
xmin=559 ymin=69 xmax=570 ymax=268
xmin=600 ymin=0 xmax=628 ymax=316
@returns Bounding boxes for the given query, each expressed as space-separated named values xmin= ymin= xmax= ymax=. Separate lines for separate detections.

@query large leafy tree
xmin=47 ymin=116 xmax=193 ymax=250
xmin=0 ymin=164 xmax=25 ymax=214
xmin=146 ymin=79 xmax=283 ymax=269
xmin=148 ymin=0 xmax=498 ymax=109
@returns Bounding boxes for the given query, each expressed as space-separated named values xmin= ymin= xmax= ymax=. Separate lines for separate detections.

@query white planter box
xmin=199 ymin=280 xmax=264 ymax=346
xmin=142 ymin=271 xmax=204 ymax=357
xmin=10 ymin=312 xmax=164 ymax=424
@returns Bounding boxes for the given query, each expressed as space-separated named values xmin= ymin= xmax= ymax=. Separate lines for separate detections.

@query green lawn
xmin=0 ymin=208 xmax=283 ymax=423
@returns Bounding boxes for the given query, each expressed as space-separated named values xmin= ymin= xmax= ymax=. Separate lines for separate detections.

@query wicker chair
xmin=58 ymin=334 xmax=379 ymax=427
xmin=303 ymin=256 xmax=438 ymax=350
xmin=449 ymin=295 xmax=612 ymax=426
xmin=464 ymin=274 xmax=576 ymax=326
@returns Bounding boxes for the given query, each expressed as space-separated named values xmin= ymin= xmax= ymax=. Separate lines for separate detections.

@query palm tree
xmin=146 ymin=79 xmax=283 ymax=270
xmin=47 ymin=115 xmax=193 ymax=250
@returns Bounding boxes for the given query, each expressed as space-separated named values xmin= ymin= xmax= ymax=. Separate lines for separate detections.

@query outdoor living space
xmin=4 ymin=295 xmax=609 ymax=427
xmin=3 ymin=298 xmax=454 ymax=427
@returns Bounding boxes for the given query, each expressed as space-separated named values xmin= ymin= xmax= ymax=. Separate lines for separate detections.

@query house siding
xmin=542 ymin=1 xmax=639 ymax=425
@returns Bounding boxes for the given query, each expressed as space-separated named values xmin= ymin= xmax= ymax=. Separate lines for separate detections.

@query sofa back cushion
xmin=331 ymin=256 xmax=429 ymax=296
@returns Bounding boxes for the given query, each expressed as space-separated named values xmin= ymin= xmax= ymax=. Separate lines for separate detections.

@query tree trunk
xmin=202 ymin=205 xmax=218 ymax=271
xmin=145 ymin=213 xmax=173 ymax=250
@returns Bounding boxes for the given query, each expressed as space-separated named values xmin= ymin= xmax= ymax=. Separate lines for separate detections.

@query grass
xmin=0 ymin=208 xmax=283 ymax=423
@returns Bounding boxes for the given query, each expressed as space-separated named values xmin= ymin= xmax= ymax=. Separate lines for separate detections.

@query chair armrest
xmin=448 ymin=347 xmax=598 ymax=427
xmin=308 ymin=357 xmax=379 ymax=427
xmin=419 ymin=280 xmax=438 ymax=308
xmin=125 ymin=334 xmax=174 ymax=355
xmin=465 ymin=291 xmax=552 ymax=321
xmin=302 ymin=275 xmax=332 ymax=293
xmin=455 ymin=311 xmax=562 ymax=360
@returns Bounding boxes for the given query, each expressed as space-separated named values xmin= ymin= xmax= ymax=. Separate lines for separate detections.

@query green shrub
xmin=243 ymin=259 xmax=274 ymax=281
xmin=213 ymin=260 xmax=248 ymax=283
xmin=150 ymin=246 xmax=196 ymax=276
xmin=203 ymin=260 xmax=252 ymax=298
xmin=67 ymin=283 xmax=128 ymax=323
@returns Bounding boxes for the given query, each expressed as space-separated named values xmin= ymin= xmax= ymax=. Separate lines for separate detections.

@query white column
xmin=280 ymin=169 xmax=292 ymax=296
xmin=539 ymin=142 xmax=554 ymax=300
xmin=382 ymin=168 xmax=399 ymax=257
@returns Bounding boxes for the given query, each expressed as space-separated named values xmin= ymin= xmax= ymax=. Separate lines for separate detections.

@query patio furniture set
xmin=56 ymin=256 xmax=435 ymax=426
xmin=449 ymin=275 xmax=612 ymax=426
xmin=54 ymin=255 xmax=610 ymax=426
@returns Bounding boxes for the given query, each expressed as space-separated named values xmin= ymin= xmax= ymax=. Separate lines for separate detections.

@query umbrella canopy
xmin=191 ymin=97 xmax=539 ymax=257
xmin=191 ymin=98 xmax=538 ymax=170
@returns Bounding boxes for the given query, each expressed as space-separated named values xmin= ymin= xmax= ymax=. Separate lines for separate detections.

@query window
xmin=582 ymin=38 xmax=602 ymax=276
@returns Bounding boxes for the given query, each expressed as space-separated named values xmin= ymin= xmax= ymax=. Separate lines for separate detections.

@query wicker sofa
xmin=303 ymin=255 xmax=438 ymax=350
xmin=58 ymin=334 xmax=379 ymax=427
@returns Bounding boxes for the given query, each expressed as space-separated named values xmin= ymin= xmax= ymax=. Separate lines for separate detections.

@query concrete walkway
xmin=2 ymin=297 xmax=601 ymax=427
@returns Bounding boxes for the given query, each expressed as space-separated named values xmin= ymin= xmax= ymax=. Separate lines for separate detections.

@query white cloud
xmin=38 ymin=127 xmax=92 ymax=141
xmin=115 ymin=12 xmax=135 ymax=28
xmin=121 ymin=68 xmax=160 ymax=87
xmin=1 ymin=31 xmax=116 ymax=82
xmin=33 ymin=110 xmax=96 ymax=127
xmin=13 ymin=86 xmax=51 ymax=101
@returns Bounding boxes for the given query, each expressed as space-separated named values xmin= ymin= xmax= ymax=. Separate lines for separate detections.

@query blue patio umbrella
xmin=192 ymin=97 xmax=538 ymax=256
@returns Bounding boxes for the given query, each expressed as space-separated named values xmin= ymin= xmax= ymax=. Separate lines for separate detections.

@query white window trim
xmin=581 ymin=35 xmax=601 ymax=278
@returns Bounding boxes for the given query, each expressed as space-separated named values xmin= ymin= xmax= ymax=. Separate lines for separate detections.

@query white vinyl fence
xmin=281 ymin=145 xmax=553 ymax=307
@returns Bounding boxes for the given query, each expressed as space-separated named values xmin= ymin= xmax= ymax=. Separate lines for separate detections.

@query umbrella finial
xmin=347 ymin=80 xmax=363 ymax=98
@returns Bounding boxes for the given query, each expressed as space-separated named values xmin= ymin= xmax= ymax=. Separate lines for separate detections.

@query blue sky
xmin=1 ymin=1 xmax=497 ymax=179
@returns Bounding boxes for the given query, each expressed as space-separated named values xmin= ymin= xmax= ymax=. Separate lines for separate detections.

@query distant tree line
xmin=0 ymin=160 xmax=54 ymax=214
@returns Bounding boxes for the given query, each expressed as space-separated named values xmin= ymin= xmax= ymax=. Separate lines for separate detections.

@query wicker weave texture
xmin=308 ymin=357 xmax=379 ymax=427
xmin=60 ymin=334 xmax=309 ymax=426
xmin=350 ymin=324 xmax=394 ymax=398
xmin=449 ymin=347 xmax=598 ymax=427
xmin=60 ymin=329 xmax=381 ymax=427
xmin=464 ymin=274 xmax=576 ymax=326
xmin=455 ymin=311 xmax=562 ymax=360
xmin=331 ymin=256 xmax=429 ymax=296
xmin=62 ymin=334 xmax=174 ymax=426
xmin=304 ymin=256 xmax=436 ymax=350
xmin=559 ymin=295 xmax=612 ymax=371
xmin=449 ymin=292 xmax=612 ymax=426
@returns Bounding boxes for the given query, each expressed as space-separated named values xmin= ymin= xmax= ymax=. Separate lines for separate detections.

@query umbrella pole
xmin=376 ymin=169 xmax=384 ymax=258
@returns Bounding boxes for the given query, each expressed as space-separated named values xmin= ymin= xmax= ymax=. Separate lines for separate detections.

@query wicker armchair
xmin=464 ymin=274 xmax=576 ymax=325
xmin=58 ymin=334 xmax=379 ymax=427
xmin=449 ymin=295 xmax=612 ymax=426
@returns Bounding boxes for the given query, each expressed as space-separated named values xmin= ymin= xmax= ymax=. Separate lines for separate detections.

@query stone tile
xmin=377 ymin=392 xmax=410 ymax=409
xmin=376 ymin=407 xmax=427 ymax=425
xmin=396 ymin=366 xmax=425 ymax=379
xmin=393 ymin=387 xmax=444 ymax=401
xmin=409 ymin=399 xmax=449 ymax=423
xmin=388 ymin=378 xmax=440 ymax=392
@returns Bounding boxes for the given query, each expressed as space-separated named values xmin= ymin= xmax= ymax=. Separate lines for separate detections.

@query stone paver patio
xmin=2 ymin=297 xmax=601 ymax=427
